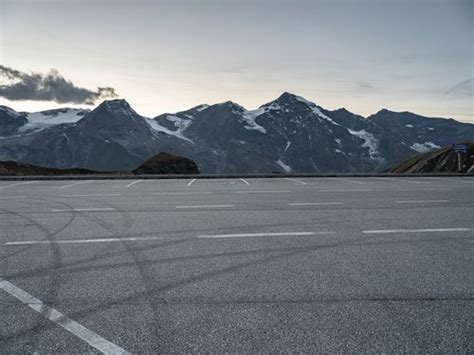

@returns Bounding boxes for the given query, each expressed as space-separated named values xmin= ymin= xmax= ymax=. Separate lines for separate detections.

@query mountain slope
xmin=390 ymin=142 xmax=474 ymax=173
xmin=1 ymin=94 xmax=473 ymax=173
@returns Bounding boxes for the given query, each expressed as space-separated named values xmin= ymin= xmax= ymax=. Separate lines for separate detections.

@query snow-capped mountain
xmin=0 ymin=93 xmax=473 ymax=173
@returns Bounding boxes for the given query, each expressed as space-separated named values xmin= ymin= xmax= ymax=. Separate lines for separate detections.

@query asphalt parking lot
xmin=1 ymin=176 xmax=473 ymax=353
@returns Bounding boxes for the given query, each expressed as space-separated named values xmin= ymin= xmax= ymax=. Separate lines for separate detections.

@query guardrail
xmin=0 ymin=173 xmax=472 ymax=181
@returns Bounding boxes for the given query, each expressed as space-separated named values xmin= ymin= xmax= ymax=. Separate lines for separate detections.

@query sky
xmin=0 ymin=0 xmax=473 ymax=122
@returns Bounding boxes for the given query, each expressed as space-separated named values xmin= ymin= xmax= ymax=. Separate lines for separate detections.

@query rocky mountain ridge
xmin=1 ymin=92 xmax=473 ymax=173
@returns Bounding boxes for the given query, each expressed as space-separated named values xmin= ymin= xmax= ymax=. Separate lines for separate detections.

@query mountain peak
xmin=278 ymin=91 xmax=298 ymax=99
xmin=92 ymin=99 xmax=142 ymax=119
xmin=216 ymin=100 xmax=246 ymax=112
xmin=100 ymin=99 xmax=131 ymax=110
xmin=263 ymin=92 xmax=319 ymax=109
xmin=276 ymin=91 xmax=304 ymax=102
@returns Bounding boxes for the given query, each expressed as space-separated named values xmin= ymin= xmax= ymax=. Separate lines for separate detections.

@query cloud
xmin=357 ymin=82 xmax=375 ymax=90
xmin=445 ymin=78 xmax=473 ymax=97
xmin=0 ymin=65 xmax=118 ymax=104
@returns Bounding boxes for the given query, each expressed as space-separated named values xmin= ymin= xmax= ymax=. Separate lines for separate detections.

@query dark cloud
xmin=358 ymin=82 xmax=375 ymax=90
xmin=0 ymin=65 xmax=118 ymax=104
xmin=445 ymin=78 xmax=473 ymax=97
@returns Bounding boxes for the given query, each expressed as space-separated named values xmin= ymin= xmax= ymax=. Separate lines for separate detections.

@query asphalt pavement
xmin=1 ymin=176 xmax=473 ymax=353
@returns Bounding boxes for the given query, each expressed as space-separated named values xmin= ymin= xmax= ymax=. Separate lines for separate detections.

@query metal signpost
xmin=452 ymin=144 xmax=469 ymax=172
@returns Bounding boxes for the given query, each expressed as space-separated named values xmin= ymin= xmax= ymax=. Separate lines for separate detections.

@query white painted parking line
xmin=0 ymin=195 xmax=26 ymax=199
xmin=5 ymin=236 xmax=164 ymax=246
xmin=397 ymin=188 xmax=451 ymax=191
xmin=284 ymin=178 xmax=307 ymax=185
xmin=176 ymin=204 xmax=235 ymax=209
xmin=0 ymin=181 xmax=36 ymax=189
xmin=289 ymin=202 xmax=345 ymax=206
xmin=318 ymin=189 xmax=372 ymax=192
xmin=421 ymin=177 xmax=444 ymax=181
xmin=126 ymin=179 xmax=143 ymax=188
xmin=59 ymin=180 xmax=93 ymax=189
xmin=328 ymin=177 xmax=365 ymax=185
xmin=398 ymin=179 xmax=423 ymax=184
xmin=153 ymin=191 xmax=212 ymax=195
xmin=235 ymin=190 xmax=292 ymax=194
xmin=369 ymin=177 xmax=398 ymax=182
xmin=58 ymin=194 xmax=121 ymax=198
xmin=187 ymin=178 xmax=196 ymax=186
xmin=396 ymin=200 xmax=449 ymax=204
xmin=240 ymin=178 xmax=250 ymax=185
xmin=0 ymin=278 xmax=130 ymax=354
xmin=197 ymin=231 xmax=334 ymax=238
xmin=363 ymin=228 xmax=470 ymax=234
xmin=51 ymin=208 xmax=115 ymax=212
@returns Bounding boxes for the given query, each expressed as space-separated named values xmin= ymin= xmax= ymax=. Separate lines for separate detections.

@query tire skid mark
xmin=0 ymin=196 xmax=79 ymax=350
xmin=74 ymin=195 xmax=164 ymax=351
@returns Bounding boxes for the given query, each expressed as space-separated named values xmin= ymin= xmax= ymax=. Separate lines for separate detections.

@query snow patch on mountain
xmin=276 ymin=159 xmax=292 ymax=173
xmin=293 ymin=95 xmax=341 ymax=126
xmin=194 ymin=104 xmax=210 ymax=112
xmin=410 ymin=142 xmax=440 ymax=153
xmin=0 ymin=106 xmax=24 ymax=118
xmin=240 ymin=110 xmax=267 ymax=134
xmin=146 ymin=116 xmax=193 ymax=143
xmin=260 ymin=102 xmax=282 ymax=112
xmin=62 ymin=132 xmax=70 ymax=144
xmin=20 ymin=109 xmax=87 ymax=132
xmin=348 ymin=129 xmax=380 ymax=159
xmin=165 ymin=115 xmax=193 ymax=131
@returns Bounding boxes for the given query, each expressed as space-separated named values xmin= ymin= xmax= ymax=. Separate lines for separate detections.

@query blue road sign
xmin=453 ymin=144 xmax=468 ymax=154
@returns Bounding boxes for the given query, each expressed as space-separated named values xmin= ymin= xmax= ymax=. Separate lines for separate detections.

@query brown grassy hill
xmin=0 ymin=152 xmax=199 ymax=176
xmin=0 ymin=161 xmax=101 ymax=176
xmin=132 ymin=152 xmax=199 ymax=175
xmin=390 ymin=142 xmax=474 ymax=173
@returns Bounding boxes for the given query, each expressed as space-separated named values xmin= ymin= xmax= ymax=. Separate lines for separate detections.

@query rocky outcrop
xmin=390 ymin=142 xmax=474 ymax=173
xmin=0 ymin=161 xmax=99 ymax=176
xmin=132 ymin=152 xmax=199 ymax=175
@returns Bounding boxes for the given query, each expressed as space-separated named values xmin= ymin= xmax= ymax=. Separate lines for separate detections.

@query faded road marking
xmin=58 ymin=194 xmax=121 ymax=198
xmin=328 ymin=177 xmax=365 ymax=185
xmin=0 ymin=278 xmax=130 ymax=354
xmin=318 ymin=189 xmax=371 ymax=192
xmin=396 ymin=200 xmax=449 ymax=204
xmin=5 ymin=236 xmax=164 ymax=246
xmin=240 ymin=178 xmax=250 ymax=185
xmin=176 ymin=204 xmax=235 ymax=209
xmin=363 ymin=228 xmax=470 ymax=234
xmin=197 ymin=231 xmax=334 ymax=238
xmin=235 ymin=190 xmax=291 ymax=194
xmin=153 ymin=191 xmax=212 ymax=195
xmin=289 ymin=202 xmax=345 ymax=206
xmin=0 ymin=181 xmax=36 ymax=189
xmin=51 ymin=208 xmax=114 ymax=212
xmin=126 ymin=180 xmax=143 ymax=188
xmin=284 ymin=178 xmax=307 ymax=185
xmin=59 ymin=180 xmax=93 ymax=189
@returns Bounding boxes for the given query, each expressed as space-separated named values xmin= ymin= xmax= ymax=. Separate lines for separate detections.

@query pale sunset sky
xmin=0 ymin=0 xmax=472 ymax=122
